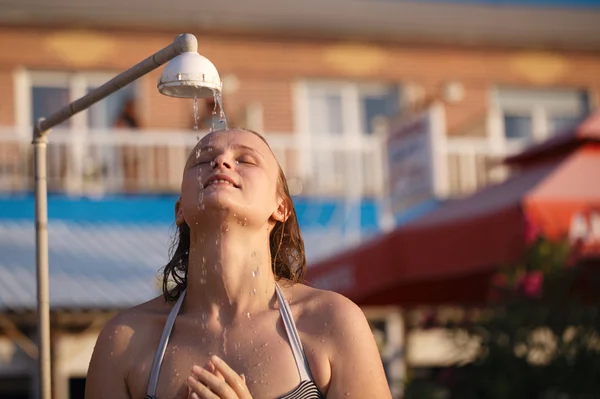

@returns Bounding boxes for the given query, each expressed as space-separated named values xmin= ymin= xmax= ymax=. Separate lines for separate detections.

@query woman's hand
xmin=186 ymin=355 xmax=252 ymax=399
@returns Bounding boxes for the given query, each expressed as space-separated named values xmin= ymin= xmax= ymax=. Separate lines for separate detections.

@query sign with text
xmin=386 ymin=103 xmax=445 ymax=215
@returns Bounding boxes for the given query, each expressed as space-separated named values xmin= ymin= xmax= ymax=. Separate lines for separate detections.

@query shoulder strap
xmin=274 ymin=283 xmax=313 ymax=382
xmin=146 ymin=290 xmax=186 ymax=397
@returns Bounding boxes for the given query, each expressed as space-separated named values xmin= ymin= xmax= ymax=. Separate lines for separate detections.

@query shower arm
xmin=32 ymin=33 xmax=198 ymax=399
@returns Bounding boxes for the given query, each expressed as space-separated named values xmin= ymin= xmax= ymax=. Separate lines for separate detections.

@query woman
xmin=85 ymin=128 xmax=392 ymax=399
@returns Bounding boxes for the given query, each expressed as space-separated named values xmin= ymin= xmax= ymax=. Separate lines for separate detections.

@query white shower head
xmin=157 ymin=35 xmax=221 ymax=98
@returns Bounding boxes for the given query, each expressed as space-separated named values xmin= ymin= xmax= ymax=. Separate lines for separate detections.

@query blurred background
xmin=0 ymin=0 xmax=599 ymax=398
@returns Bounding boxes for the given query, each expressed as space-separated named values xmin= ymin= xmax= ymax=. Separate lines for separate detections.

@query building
xmin=0 ymin=0 xmax=600 ymax=397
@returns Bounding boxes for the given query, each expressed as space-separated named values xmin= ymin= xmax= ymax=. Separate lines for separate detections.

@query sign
xmin=570 ymin=209 xmax=600 ymax=245
xmin=386 ymin=103 xmax=446 ymax=215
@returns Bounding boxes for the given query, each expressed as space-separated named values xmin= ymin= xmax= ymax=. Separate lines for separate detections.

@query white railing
xmin=0 ymin=127 xmax=386 ymax=198
xmin=441 ymin=137 xmax=509 ymax=198
xmin=0 ymin=125 xmax=528 ymax=200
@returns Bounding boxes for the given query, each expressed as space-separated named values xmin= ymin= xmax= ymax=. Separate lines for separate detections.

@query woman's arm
xmin=321 ymin=293 xmax=393 ymax=399
xmin=85 ymin=316 xmax=134 ymax=399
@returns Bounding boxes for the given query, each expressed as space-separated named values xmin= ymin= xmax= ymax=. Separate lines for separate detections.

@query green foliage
xmin=405 ymin=228 xmax=600 ymax=399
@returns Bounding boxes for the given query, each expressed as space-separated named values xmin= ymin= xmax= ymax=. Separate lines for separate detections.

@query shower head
xmin=157 ymin=35 xmax=222 ymax=98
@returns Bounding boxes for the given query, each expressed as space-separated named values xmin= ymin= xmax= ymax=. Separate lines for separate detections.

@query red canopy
xmin=306 ymin=113 xmax=600 ymax=306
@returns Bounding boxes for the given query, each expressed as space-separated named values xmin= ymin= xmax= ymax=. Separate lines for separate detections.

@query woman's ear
xmin=175 ymin=198 xmax=185 ymax=226
xmin=271 ymin=197 xmax=290 ymax=223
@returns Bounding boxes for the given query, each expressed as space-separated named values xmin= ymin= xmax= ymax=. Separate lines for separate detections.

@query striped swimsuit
xmin=145 ymin=283 xmax=325 ymax=399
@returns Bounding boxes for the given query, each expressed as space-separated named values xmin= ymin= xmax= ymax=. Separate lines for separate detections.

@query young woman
xmin=85 ymin=128 xmax=392 ymax=399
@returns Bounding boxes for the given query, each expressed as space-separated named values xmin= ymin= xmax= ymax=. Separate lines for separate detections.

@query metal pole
xmin=33 ymin=121 xmax=51 ymax=399
xmin=38 ymin=33 xmax=198 ymax=132
xmin=32 ymin=32 xmax=198 ymax=399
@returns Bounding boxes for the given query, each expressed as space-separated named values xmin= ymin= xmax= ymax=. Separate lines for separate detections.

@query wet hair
xmin=161 ymin=128 xmax=306 ymax=302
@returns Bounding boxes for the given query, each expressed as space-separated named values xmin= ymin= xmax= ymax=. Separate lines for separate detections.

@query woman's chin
xmin=195 ymin=193 xmax=245 ymax=214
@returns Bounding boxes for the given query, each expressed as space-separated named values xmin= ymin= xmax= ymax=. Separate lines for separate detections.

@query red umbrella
xmin=306 ymin=112 xmax=600 ymax=306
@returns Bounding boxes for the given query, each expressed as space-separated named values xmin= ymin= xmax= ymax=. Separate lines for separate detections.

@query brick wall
xmin=0 ymin=69 xmax=13 ymax=126
xmin=0 ymin=26 xmax=599 ymax=135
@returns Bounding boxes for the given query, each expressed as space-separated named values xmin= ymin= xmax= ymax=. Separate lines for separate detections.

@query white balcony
xmin=0 ymin=124 xmax=521 ymax=202
xmin=0 ymin=127 xmax=388 ymax=198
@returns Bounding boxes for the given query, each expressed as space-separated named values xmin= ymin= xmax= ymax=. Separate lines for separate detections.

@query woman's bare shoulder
xmin=288 ymin=282 xmax=366 ymax=325
xmin=104 ymin=296 xmax=170 ymax=335
xmin=92 ymin=296 xmax=172 ymax=364
xmin=287 ymin=283 xmax=392 ymax=398
xmin=86 ymin=295 xmax=173 ymax=398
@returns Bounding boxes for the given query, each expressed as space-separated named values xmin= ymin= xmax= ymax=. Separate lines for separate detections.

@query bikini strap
xmin=146 ymin=290 xmax=186 ymax=397
xmin=275 ymin=283 xmax=313 ymax=382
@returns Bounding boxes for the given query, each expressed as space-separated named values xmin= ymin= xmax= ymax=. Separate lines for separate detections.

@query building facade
xmin=1 ymin=1 xmax=600 ymax=398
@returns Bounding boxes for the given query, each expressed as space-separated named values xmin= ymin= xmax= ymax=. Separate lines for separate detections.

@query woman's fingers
xmin=191 ymin=365 xmax=237 ymax=399
xmin=209 ymin=356 xmax=250 ymax=398
xmin=189 ymin=356 xmax=251 ymax=398
xmin=186 ymin=375 xmax=220 ymax=399
xmin=204 ymin=360 xmax=226 ymax=382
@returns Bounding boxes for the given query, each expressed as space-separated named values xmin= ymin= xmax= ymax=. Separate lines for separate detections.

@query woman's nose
xmin=212 ymin=153 xmax=233 ymax=169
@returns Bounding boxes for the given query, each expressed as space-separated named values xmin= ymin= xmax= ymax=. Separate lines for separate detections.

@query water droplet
xmin=345 ymin=393 xmax=351 ymax=396
xmin=320 ymin=339 xmax=325 ymax=342
xmin=110 ymin=352 xmax=114 ymax=356
xmin=223 ymin=326 xmax=229 ymax=355
xmin=251 ymin=288 xmax=257 ymax=295
xmin=262 ymin=342 xmax=268 ymax=347
xmin=222 ymin=222 xmax=230 ymax=233
xmin=252 ymin=269 xmax=258 ymax=278
xmin=199 ymin=278 xmax=206 ymax=284
xmin=246 ymin=312 xmax=251 ymax=319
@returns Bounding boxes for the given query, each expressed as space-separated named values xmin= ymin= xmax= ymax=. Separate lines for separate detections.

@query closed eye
xmin=188 ymin=158 xmax=211 ymax=170
xmin=237 ymin=156 xmax=257 ymax=165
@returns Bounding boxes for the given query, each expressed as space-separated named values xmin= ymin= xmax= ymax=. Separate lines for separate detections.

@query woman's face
xmin=179 ymin=129 xmax=283 ymax=229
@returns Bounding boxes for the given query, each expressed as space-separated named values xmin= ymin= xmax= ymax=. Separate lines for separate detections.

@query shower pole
xmin=31 ymin=33 xmax=198 ymax=399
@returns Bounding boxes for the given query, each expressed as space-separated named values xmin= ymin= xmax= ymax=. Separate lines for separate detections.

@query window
xmin=14 ymin=71 xmax=139 ymax=189
xmin=299 ymin=80 xmax=401 ymax=136
xmin=18 ymin=71 xmax=138 ymax=131
xmin=295 ymin=80 xmax=400 ymax=195
xmin=493 ymin=87 xmax=589 ymax=146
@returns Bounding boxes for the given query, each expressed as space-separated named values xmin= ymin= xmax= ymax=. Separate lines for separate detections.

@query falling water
xmin=193 ymin=95 xmax=199 ymax=139
xmin=210 ymin=93 xmax=218 ymax=132
xmin=214 ymin=90 xmax=228 ymax=130
xmin=197 ymin=146 xmax=204 ymax=211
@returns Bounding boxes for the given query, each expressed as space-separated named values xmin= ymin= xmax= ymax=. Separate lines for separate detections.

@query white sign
xmin=386 ymin=103 xmax=446 ymax=214
xmin=570 ymin=210 xmax=600 ymax=244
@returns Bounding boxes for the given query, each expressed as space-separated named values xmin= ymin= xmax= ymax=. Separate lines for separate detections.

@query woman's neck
xmin=183 ymin=225 xmax=276 ymax=323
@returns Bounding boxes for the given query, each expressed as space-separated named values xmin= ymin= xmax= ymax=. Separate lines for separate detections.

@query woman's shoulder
xmin=286 ymin=282 xmax=369 ymax=337
xmin=93 ymin=295 xmax=173 ymax=355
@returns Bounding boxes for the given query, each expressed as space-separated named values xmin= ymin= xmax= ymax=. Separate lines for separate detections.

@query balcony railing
xmin=0 ymin=127 xmax=387 ymax=198
xmin=0 ymin=125 xmax=523 ymax=200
